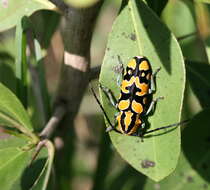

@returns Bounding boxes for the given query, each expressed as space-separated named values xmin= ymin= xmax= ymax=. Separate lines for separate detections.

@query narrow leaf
xmin=34 ymin=38 xmax=51 ymax=122
xmin=15 ymin=17 xmax=29 ymax=107
xmin=30 ymin=140 xmax=54 ymax=190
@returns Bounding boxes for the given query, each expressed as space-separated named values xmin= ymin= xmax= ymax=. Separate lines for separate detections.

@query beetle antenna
xmin=90 ymin=84 xmax=114 ymax=128
xmin=144 ymin=119 xmax=190 ymax=135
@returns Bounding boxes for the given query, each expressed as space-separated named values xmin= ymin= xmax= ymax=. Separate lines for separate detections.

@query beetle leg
xmin=99 ymin=83 xmax=118 ymax=109
xmin=136 ymin=122 xmax=145 ymax=136
xmin=117 ymin=75 xmax=122 ymax=87
xmin=90 ymin=84 xmax=115 ymax=130
xmin=106 ymin=121 xmax=117 ymax=132
xmin=145 ymin=96 xmax=164 ymax=115
xmin=149 ymin=67 xmax=161 ymax=93
xmin=116 ymin=55 xmax=124 ymax=87
xmin=141 ymin=122 xmax=146 ymax=129
xmin=106 ymin=119 xmax=120 ymax=133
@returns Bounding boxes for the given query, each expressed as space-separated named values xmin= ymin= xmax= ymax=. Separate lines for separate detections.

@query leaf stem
xmin=0 ymin=111 xmax=39 ymax=143
xmin=39 ymin=104 xmax=67 ymax=139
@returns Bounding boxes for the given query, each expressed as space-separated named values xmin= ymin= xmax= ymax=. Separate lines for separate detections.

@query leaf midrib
xmin=129 ymin=1 xmax=143 ymax=55
xmin=128 ymin=1 xmax=159 ymax=179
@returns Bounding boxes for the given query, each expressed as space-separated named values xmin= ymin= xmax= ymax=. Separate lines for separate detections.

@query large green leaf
xmin=99 ymin=0 xmax=185 ymax=181
xmin=0 ymin=137 xmax=54 ymax=190
xmin=144 ymin=109 xmax=210 ymax=189
xmin=0 ymin=137 xmax=33 ymax=190
xmin=0 ymin=83 xmax=38 ymax=141
xmin=0 ymin=0 xmax=56 ymax=32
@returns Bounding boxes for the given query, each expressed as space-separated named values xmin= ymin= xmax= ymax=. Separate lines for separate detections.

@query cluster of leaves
xmin=0 ymin=0 xmax=210 ymax=190
xmin=0 ymin=0 xmax=58 ymax=189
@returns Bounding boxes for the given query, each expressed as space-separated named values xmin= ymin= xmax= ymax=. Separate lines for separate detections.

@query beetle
xmin=91 ymin=56 xmax=188 ymax=137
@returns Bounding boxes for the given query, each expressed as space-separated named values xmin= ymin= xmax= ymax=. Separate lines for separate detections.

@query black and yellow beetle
xmin=91 ymin=56 xmax=188 ymax=137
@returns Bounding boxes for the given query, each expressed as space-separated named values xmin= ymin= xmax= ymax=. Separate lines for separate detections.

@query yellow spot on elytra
xmin=135 ymin=77 xmax=141 ymax=88
xmin=136 ymin=83 xmax=149 ymax=96
xmin=141 ymin=72 xmax=146 ymax=77
xmin=127 ymin=118 xmax=141 ymax=135
xmin=124 ymin=111 xmax=133 ymax=132
xmin=118 ymin=99 xmax=130 ymax=110
xmin=127 ymin=59 xmax=136 ymax=70
xmin=132 ymin=100 xmax=143 ymax=113
xmin=121 ymin=76 xmax=135 ymax=93
xmin=139 ymin=60 xmax=150 ymax=71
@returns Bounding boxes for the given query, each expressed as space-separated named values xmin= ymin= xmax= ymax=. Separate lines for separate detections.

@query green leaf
xmin=144 ymin=109 xmax=210 ymax=189
xmin=0 ymin=137 xmax=54 ymax=190
xmin=34 ymin=38 xmax=51 ymax=122
xmin=161 ymin=0 xmax=209 ymax=63
xmin=99 ymin=0 xmax=185 ymax=181
xmin=145 ymin=0 xmax=168 ymax=16
xmin=0 ymin=51 xmax=16 ymax=92
xmin=0 ymin=0 xmax=56 ymax=32
xmin=182 ymin=109 xmax=210 ymax=186
xmin=0 ymin=137 xmax=33 ymax=190
xmin=0 ymin=83 xmax=38 ymax=141
xmin=92 ymin=129 xmax=113 ymax=190
xmin=15 ymin=17 xmax=29 ymax=108
xmin=195 ymin=0 xmax=210 ymax=3
xmin=161 ymin=0 xmax=196 ymax=38
xmin=31 ymin=10 xmax=60 ymax=49
xmin=30 ymin=140 xmax=54 ymax=190
xmin=186 ymin=61 xmax=210 ymax=108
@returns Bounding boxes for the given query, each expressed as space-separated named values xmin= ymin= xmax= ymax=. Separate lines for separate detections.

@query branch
xmin=54 ymin=1 xmax=104 ymax=115
xmin=49 ymin=0 xmax=69 ymax=13
xmin=51 ymin=2 xmax=105 ymax=187
xmin=39 ymin=103 xmax=67 ymax=139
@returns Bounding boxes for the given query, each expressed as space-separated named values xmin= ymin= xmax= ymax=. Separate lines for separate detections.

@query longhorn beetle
xmin=91 ymin=56 xmax=188 ymax=137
